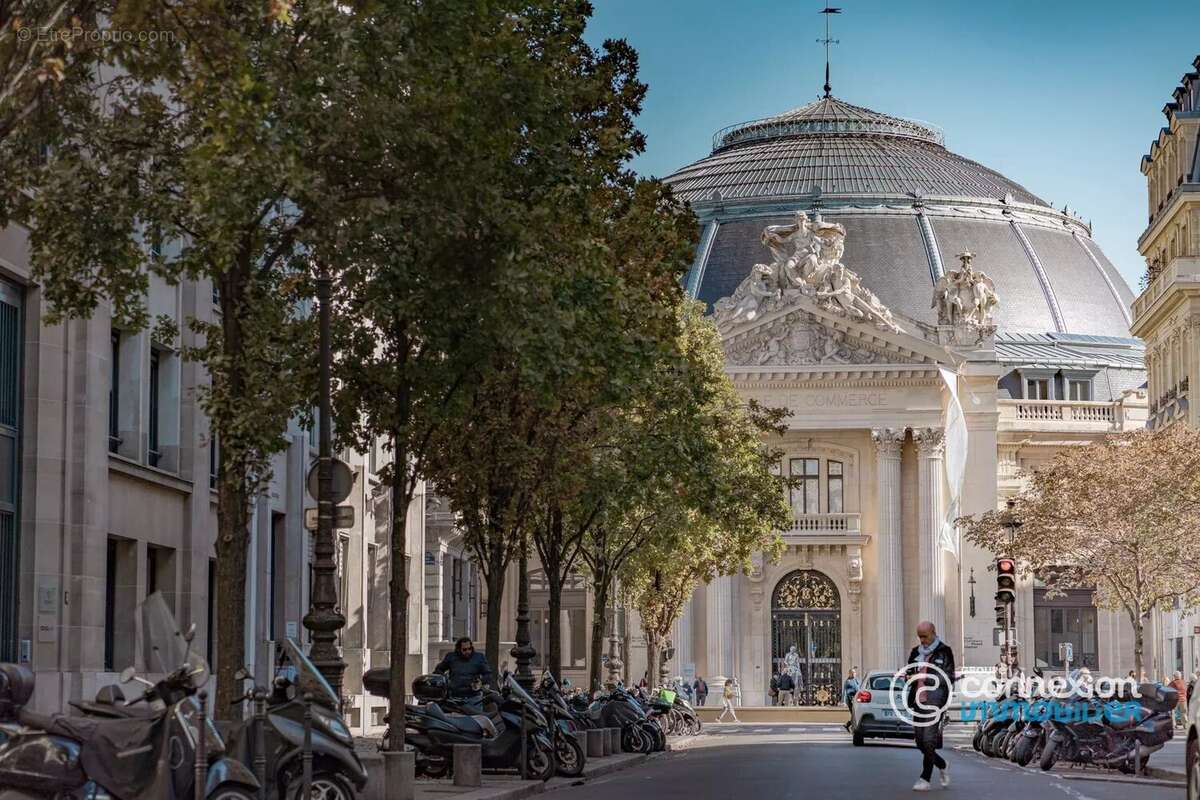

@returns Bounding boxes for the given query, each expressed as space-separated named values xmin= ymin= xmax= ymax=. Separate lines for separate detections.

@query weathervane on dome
xmin=818 ymin=7 xmax=841 ymax=99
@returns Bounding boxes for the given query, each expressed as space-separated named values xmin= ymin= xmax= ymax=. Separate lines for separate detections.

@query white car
xmin=850 ymin=670 xmax=913 ymax=745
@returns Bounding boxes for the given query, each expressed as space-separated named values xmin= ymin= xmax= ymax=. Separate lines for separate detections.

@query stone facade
xmin=1131 ymin=55 xmax=1200 ymax=678
xmin=0 ymin=221 xmax=427 ymax=734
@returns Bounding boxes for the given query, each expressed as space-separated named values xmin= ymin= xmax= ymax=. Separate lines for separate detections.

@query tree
xmin=959 ymin=424 xmax=1200 ymax=677
xmin=331 ymin=0 xmax=677 ymax=744
xmin=578 ymin=303 xmax=792 ymax=690
xmin=19 ymin=1 xmax=380 ymax=714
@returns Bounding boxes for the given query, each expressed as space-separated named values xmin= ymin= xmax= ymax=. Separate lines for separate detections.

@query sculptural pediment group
xmin=932 ymin=250 xmax=999 ymax=329
xmin=713 ymin=212 xmax=902 ymax=334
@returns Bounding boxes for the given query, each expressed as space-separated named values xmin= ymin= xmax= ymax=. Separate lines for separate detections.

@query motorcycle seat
xmin=425 ymin=703 xmax=497 ymax=738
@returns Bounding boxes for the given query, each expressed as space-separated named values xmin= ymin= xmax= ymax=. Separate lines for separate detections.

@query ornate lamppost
xmin=301 ymin=264 xmax=346 ymax=697
xmin=511 ymin=538 xmax=537 ymax=690
xmin=606 ymin=591 xmax=623 ymax=687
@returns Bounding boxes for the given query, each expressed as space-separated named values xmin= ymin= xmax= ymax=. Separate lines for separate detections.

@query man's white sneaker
xmin=939 ymin=768 xmax=950 ymax=788
xmin=912 ymin=779 xmax=932 ymax=792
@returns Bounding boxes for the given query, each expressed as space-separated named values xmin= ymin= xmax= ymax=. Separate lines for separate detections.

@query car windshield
xmin=283 ymin=638 xmax=339 ymax=711
xmin=142 ymin=591 xmax=209 ymax=689
xmin=869 ymin=675 xmax=900 ymax=691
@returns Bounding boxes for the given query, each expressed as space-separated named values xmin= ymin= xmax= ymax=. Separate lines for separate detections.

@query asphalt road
xmin=549 ymin=724 xmax=1184 ymax=800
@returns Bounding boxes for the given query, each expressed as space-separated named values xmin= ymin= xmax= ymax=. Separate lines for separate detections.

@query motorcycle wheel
xmin=972 ymin=726 xmax=984 ymax=752
xmin=621 ymin=725 xmax=643 ymax=753
xmin=209 ymin=789 xmax=258 ymax=800
xmin=555 ymin=732 xmax=585 ymax=778
xmin=642 ymin=721 xmax=666 ymax=752
xmin=416 ymin=756 xmax=451 ymax=780
xmin=1039 ymin=735 xmax=1060 ymax=771
xmin=687 ymin=715 xmax=702 ymax=736
xmin=526 ymin=736 xmax=557 ymax=782
xmin=1012 ymin=734 xmax=1035 ymax=767
xmin=288 ymin=772 xmax=356 ymax=800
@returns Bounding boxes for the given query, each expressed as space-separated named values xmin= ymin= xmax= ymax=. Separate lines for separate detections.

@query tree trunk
xmin=214 ymin=473 xmax=250 ymax=718
xmin=645 ymin=630 xmax=660 ymax=691
xmin=589 ymin=573 xmax=610 ymax=692
xmin=547 ymin=570 xmax=563 ymax=684
xmin=386 ymin=429 xmax=410 ymax=752
xmin=483 ymin=551 xmax=507 ymax=677
xmin=1133 ymin=617 xmax=1145 ymax=680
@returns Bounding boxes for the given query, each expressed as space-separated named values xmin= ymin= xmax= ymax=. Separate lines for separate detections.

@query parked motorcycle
xmin=364 ymin=671 xmax=557 ymax=781
xmin=530 ymin=674 xmax=586 ymax=777
xmin=221 ymin=639 xmax=367 ymax=799
xmin=586 ymin=686 xmax=657 ymax=754
xmin=0 ymin=592 xmax=260 ymax=799
xmin=1039 ymin=683 xmax=1177 ymax=774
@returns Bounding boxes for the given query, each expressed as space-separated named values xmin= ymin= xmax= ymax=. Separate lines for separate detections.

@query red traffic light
xmin=996 ymin=558 xmax=1016 ymax=604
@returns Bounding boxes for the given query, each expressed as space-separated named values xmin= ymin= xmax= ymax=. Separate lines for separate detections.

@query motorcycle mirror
xmin=184 ymin=623 xmax=196 ymax=643
xmin=234 ymin=667 xmax=249 ymax=681
xmin=120 ymin=666 xmax=137 ymax=684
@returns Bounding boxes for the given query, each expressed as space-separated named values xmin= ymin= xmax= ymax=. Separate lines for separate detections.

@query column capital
xmin=914 ymin=427 xmax=945 ymax=457
xmin=871 ymin=427 xmax=905 ymax=458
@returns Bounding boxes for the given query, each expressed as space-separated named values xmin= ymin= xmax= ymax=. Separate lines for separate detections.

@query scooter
xmin=365 ymin=671 xmax=557 ymax=781
xmin=0 ymin=592 xmax=260 ymax=799
xmin=220 ymin=639 xmax=368 ymax=799
xmin=1040 ymin=683 xmax=1177 ymax=774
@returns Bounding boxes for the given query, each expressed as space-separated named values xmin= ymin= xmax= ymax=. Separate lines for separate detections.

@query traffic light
xmin=994 ymin=602 xmax=1007 ymax=628
xmin=996 ymin=557 xmax=1016 ymax=605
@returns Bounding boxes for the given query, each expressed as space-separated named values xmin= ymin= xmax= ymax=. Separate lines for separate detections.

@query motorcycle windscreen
xmin=282 ymin=638 xmax=340 ymax=711
xmin=143 ymin=591 xmax=210 ymax=690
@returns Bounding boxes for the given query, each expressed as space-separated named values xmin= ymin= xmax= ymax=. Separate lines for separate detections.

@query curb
xmin=434 ymin=750 xmax=663 ymax=800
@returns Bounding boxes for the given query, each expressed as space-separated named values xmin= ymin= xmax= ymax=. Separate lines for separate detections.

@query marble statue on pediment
xmin=932 ymin=250 xmax=999 ymax=328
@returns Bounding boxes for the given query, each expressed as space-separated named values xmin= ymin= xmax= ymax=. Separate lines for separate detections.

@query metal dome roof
xmin=668 ymin=96 xmax=1045 ymax=206
xmin=665 ymin=96 xmax=1137 ymax=341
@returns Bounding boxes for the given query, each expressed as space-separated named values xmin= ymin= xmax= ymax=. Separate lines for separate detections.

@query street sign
xmin=304 ymin=504 xmax=355 ymax=531
xmin=306 ymin=458 xmax=354 ymax=504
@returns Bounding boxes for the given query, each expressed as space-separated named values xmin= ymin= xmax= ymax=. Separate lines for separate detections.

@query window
xmin=206 ymin=559 xmax=216 ymax=666
xmin=337 ymin=534 xmax=351 ymax=645
xmin=109 ymin=330 xmax=121 ymax=453
xmin=105 ymin=540 xmax=117 ymax=670
xmin=1026 ymin=379 xmax=1050 ymax=400
xmin=789 ymin=458 xmax=820 ymax=515
xmin=369 ymin=439 xmax=378 ymax=475
xmin=1033 ymin=588 xmax=1098 ymax=670
xmin=367 ymin=543 xmax=389 ymax=650
xmin=209 ymin=434 xmax=218 ymax=490
xmin=827 ymin=461 xmax=844 ymax=513
xmin=148 ymin=351 xmax=161 ymax=466
xmin=146 ymin=546 xmax=158 ymax=596
xmin=1067 ymin=380 xmax=1091 ymax=401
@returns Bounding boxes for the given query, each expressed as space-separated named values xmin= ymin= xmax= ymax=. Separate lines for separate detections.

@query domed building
xmin=662 ymin=95 xmax=1148 ymax=708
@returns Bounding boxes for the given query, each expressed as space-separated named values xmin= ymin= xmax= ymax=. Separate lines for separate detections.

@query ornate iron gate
xmin=771 ymin=570 xmax=841 ymax=706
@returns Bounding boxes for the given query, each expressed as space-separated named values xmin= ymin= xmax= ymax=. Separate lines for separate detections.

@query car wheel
xmin=852 ymin=728 xmax=865 ymax=747
xmin=1188 ymin=734 xmax=1199 ymax=800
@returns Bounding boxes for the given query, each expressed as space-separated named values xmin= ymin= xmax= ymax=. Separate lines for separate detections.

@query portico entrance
xmin=771 ymin=569 xmax=842 ymax=706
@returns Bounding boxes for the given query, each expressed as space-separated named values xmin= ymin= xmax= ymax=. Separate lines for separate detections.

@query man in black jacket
xmin=434 ymin=637 xmax=494 ymax=710
xmin=906 ymin=621 xmax=955 ymax=792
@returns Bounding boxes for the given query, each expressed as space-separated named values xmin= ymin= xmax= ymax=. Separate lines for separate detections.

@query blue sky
xmin=586 ymin=0 xmax=1200 ymax=291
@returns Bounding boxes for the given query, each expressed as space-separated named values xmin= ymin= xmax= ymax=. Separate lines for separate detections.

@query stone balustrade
xmin=784 ymin=512 xmax=862 ymax=536
xmin=999 ymin=399 xmax=1125 ymax=430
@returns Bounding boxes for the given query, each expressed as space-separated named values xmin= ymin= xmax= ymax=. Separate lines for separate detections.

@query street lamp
xmin=301 ymin=263 xmax=346 ymax=699
xmin=511 ymin=538 xmax=536 ymax=690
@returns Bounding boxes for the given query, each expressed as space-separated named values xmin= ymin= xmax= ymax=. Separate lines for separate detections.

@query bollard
xmin=452 ymin=744 xmax=483 ymax=787
xmin=608 ymin=727 xmax=621 ymax=755
xmin=383 ymin=750 xmax=416 ymax=800
xmin=358 ymin=751 xmax=386 ymax=800
xmin=301 ymin=693 xmax=313 ymax=800
xmin=586 ymin=728 xmax=605 ymax=758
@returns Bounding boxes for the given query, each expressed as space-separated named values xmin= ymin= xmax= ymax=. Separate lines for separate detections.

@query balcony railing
xmin=784 ymin=512 xmax=861 ymax=536
xmin=998 ymin=399 xmax=1135 ymax=431
xmin=1132 ymin=255 xmax=1200 ymax=322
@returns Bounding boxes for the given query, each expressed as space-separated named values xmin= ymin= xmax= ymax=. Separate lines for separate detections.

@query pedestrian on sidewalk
xmin=1170 ymin=670 xmax=1188 ymax=728
xmin=906 ymin=621 xmax=955 ymax=792
xmin=716 ymin=678 xmax=739 ymax=722
xmin=769 ymin=670 xmax=780 ymax=706
xmin=777 ymin=669 xmax=795 ymax=706
xmin=842 ymin=667 xmax=860 ymax=731
xmin=694 ymin=676 xmax=709 ymax=706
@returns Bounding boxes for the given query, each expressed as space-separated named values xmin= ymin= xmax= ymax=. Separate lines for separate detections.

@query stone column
xmin=915 ymin=427 xmax=946 ymax=637
xmin=705 ymin=573 xmax=732 ymax=686
xmin=871 ymin=428 xmax=905 ymax=669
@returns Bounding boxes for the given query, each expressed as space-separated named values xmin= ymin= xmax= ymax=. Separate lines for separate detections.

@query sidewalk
xmin=408 ymin=748 xmax=665 ymax=800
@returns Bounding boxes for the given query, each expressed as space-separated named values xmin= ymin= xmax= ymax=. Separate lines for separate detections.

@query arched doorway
xmin=772 ymin=569 xmax=842 ymax=706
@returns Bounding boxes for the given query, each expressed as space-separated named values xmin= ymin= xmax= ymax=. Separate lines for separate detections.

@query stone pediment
xmin=721 ymin=300 xmax=945 ymax=370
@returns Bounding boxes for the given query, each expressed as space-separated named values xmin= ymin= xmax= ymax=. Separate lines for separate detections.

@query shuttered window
xmin=0 ymin=280 xmax=22 ymax=662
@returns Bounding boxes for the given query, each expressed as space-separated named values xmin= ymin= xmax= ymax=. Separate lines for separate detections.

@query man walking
xmin=906 ymin=621 xmax=955 ymax=792
xmin=1170 ymin=670 xmax=1188 ymax=728
xmin=694 ymin=676 xmax=709 ymax=707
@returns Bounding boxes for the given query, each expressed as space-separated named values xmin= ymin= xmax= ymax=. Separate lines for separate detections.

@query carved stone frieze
xmin=721 ymin=310 xmax=901 ymax=367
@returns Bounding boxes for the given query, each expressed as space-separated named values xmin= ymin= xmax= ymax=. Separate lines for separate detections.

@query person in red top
xmin=1169 ymin=671 xmax=1188 ymax=728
